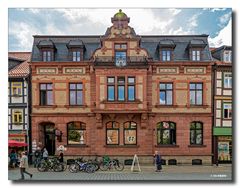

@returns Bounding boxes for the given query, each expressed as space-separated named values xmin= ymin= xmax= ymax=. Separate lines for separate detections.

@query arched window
xmin=124 ymin=121 xmax=137 ymax=145
xmin=157 ymin=122 xmax=176 ymax=145
xmin=190 ymin=122 xmax=203 ymax=145
xmin=106 ymin=121 xmax=120 ymax=145
xmin=67 ymin=122 xmax=86 ymax=145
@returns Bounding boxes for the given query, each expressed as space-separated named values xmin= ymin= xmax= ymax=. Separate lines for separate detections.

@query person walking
xmin=19 ymin=151 xmax=33 ymax=180
xmin=42 ymin=148 xmax=48 ymax=161
xmin=9 ymin=150 xmax=17 ymax=168
xmin=153 ymin=151 xmax=162 ymax=172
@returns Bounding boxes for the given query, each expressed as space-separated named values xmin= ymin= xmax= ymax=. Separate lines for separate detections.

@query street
xmin=8 ymin=164 xmax=232 ymax=181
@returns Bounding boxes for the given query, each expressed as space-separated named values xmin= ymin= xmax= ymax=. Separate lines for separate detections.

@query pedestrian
xmin=42 ymin=148 xmax=48 ymax=160
xmin=33 ymin=147 xmax=42 ymax=168
xmin=9 ymin=150 xmax=17 ymax=168
xmin=153 ymin=151 xmax=162 ymax=172
xmin=58 ymin=150 xmax=64 ymax=163
xmin=19 ymin=151 xmax=33 ymax=180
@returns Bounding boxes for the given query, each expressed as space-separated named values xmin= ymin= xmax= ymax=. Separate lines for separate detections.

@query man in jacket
xmin=153 ymin=151 xmax=162 ymax=172
xmin=19 ymin=151 xmax=33 ymax=180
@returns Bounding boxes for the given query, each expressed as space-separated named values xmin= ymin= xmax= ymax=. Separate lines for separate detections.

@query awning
xmin=8 ymin=140 xmax=28 ymax=147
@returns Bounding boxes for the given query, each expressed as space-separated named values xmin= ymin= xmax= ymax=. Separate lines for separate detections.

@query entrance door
xmin=44 ymin=124 xmax=55 ymax=156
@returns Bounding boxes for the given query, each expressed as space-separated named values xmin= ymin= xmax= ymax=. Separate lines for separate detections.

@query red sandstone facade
xmin=31 ymin=10 xmax=213 ymax=164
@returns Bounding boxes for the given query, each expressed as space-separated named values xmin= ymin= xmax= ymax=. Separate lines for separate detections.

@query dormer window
xmin=43 ymin=50 xmax=52 ymax=62
xmin=115 ymin=43 xmax=127 ymax=67
xmin=158 ymin=39 xmax=176 ymax=62
xmin=161 ymin=50 xmax=171 ymax=61
xmin=37 ymin=40 xmax=56 ymax=62
xmin=73 ymin=51 xmax=81 ymax=62
xmin=192 ymin=50 xmax=201 ymax=61
xmin=223 ymin=50 xmax=232 ymax=62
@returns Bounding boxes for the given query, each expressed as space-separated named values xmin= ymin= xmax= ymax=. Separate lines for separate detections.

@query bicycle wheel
xmin=53 ymin=164 xmax=62 ymax=172
xmin=114 ymin=161 xmax=124 ymax=171
xmin=101 ymin=162 xmax=110 ymax=171
xmin=85 ymin=164 xmax=96 ymax=173
xmin=68 ymin=163 xmax=80 ymax=173
xmin=37 ymin=161 xmax=48 ymax=172
xmin=61 ymin=162 xmax=67 ymax=171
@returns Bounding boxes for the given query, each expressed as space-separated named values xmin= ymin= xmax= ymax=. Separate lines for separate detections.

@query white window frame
xmin=223 ymin=73 xmax=232 ymax=88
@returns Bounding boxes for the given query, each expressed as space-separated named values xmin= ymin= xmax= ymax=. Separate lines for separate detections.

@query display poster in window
xmin=107 ymin=130 xmax=118 ymax=144
xmin=218 ymin=142 xmax=230 ymax=161
xmin=125 ymin=130 xmax=136 ymax=144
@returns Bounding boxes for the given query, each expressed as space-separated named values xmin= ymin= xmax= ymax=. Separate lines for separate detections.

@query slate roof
xmin=31 ymin=34 xmax=213 ymax=62
xmin=8 ymin=52 xmax=31 ymax=78
xmin=211 ymin=45 xmax=232 ymax=61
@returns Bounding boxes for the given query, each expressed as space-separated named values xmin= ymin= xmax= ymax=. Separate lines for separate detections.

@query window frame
xmin=117 ymin=77 xmax=125 ymax=101
xmin=157 ymin=122 xmax=176 ymax=145
xmin=67 ymin=122 xmax=86 ymax=145
xmin=223 ymin=50 xmax=232 ymax=62
xmin=107 ymin=77 xmax=115 ymax=101
xmin=72 ymin=51 xmax=81 ymax=62
xmin=123 ymin=121 xmax=137 ymax=145
xmin=161 ymin=50 xmax=172 ymax=62
xmin=12 ymin=109 xmax=23 ymax=124
xmin=39 ymin=83 xmax=53 ymax=106
xmin=159 ymin=83 xmax=173 ymax=105
xmin=106 ymin=121 xmax=120 ymax=145
xmin=223 ymin=73 xmax=232 ymax=89
xmin=191 ymin=49 xmax=201 ymax=61
xmin=190 ymin=121 xmax=203 ymax=145
xmin=127 ymin=77 xmax=135 ymax=101
xmin=69 ymin=83 xmax=83 ymax=105
xmin=223 ymin=102 xmax=232 ymax=119
xmin=42 ymin=50 xmax=52 ymax=62
xmin=189 ymin=83 xmax=203 ymax=105
xmin=11 ymin=82 xmax=23 ymax=96
xmin=114 ymin=43 xmax=127 ymax=67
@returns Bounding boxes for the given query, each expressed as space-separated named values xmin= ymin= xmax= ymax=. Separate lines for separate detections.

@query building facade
xmin=211 ymin=46 xmax=232 ymax=164
xmin=30 ymin=10 xmax=214 ymax=164
xmin=8 ymin=52 xmax=32 ymax=151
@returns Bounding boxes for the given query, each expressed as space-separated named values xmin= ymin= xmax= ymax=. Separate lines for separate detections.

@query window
xmin=128 ymin=77 xmax=135 ymax=101
xmin=190 ymin=122 xmax=203 ymax=145
xmin=224 ymin=73 xmax=232 ymax=88
xmin=69 ymin=83 xmax=83 ymax=105
xmin=12 ymin=109 xmax=23 ymax=124
xmin=43 ymin=51 xmax=52 ymax=62
xmin=162 ymin=50 xmax=171 ymax=61
xmin=159 ymin=83 xmax=173 ymax=105
xmin=67 ymin=122 xmax=86 ymax=145
xmin=124 ymin=122 xmax=137 ymax=145
xmin=157 ymin=122 xmax=176 ymax=145
xmin=11 ymin=82 xmax=22 ymax=96
xmin=190 ymin=83 xmax=203 ymax=105
xmin=224 ymin=51 xmax=232 ymax=62
xmin=107 ymin=77 xmax=115 ymax=101
xmin=73 ymin=51 xmax=81 ymax=61
xmin=106 ymin=121 xmax=120 ymax=145
xmin=40 ymin=83 xmax=53 ymax=105
xmin=117 ymin=77 xmax=125 ymax=101
xmin=223 ymin=103 xmax=232 ymax=119
xmin=115 ymin=44 xmax=127 ymax=67
xmin=192 ymin=50 xmax=200 ymax=61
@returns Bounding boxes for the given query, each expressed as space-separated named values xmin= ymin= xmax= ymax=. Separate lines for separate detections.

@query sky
xmin=8 ymin=8 xmax=232 ymax=51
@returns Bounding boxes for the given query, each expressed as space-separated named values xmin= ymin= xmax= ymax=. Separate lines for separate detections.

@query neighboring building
xmin=211 ymin=46 xmax=232 ymax=164
xmin=8 ymin=52 xmax=31 ymax=152
xmin=30 ymin=10 xmax=214 ymax=164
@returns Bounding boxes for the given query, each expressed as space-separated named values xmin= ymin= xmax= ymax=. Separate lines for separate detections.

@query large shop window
xmin=223 ymin=103 xmax=232 ymax=119
xmin=12 ymin=109 xmax=23 ymax=124
xmin=106 ymin=121 xmax=120 ymax=145
xmin=223 ymin=73 xmax=232 ymax=88
xmin=157 ymin=122 xmax=176 ymax=145
xmin=190 ymin=83 xmax=203 ymax=105
xmin=67 ymin=122 xmax=86 ymax=145
xmin=124 ymin=122 xmax=137 ymax=145
xmin=69 ymin=83 xmax=83 ymax=105
xmin=40 ymin=83 xmax=53 ymax=105
xmin=11 ymin=82 xmax=22 ymax=96
xmin=190 ymin=122 xmax=203 ymax=145
xmin=159 ymin=83 xmax=173 ymax=105
xmin=43 ymin=51 xmax=52 ymax=62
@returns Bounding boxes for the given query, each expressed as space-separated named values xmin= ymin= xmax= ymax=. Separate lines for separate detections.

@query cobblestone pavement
xmin=8 ymin=164 xmax=232 ymax=181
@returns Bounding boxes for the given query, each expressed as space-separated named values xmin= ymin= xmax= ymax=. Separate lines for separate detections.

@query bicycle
xmin=68 ymin=158 xmax=96 ymax=173
xmin=101 ymin=158 xmax=124 ymax=171
xmin=37 ymin=157 xmax=66 ymax=172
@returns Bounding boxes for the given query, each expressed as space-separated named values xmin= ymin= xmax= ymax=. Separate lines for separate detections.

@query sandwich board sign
xmin=131 ymin=154 xmax=141 ymax=172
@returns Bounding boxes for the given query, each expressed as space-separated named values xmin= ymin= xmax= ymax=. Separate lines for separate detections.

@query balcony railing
xmin=94 ymin=56 xmax=148 ymax=67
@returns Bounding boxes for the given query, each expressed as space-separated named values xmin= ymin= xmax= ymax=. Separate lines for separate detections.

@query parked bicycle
xmin=100 ymin=157 xmax=124 ymax=171
xmin=37 ymin=157 xmax=67 ymax=172
xmin=68 ymin=158 xmax=96 ymax=173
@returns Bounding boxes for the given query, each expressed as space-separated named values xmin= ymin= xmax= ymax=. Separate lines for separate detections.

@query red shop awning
xmin=8 ymin=140 xmax=28 ymax=147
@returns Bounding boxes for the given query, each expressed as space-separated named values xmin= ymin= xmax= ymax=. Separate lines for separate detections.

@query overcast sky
xmin=8 ymin=8 xmax=232 ymax=51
